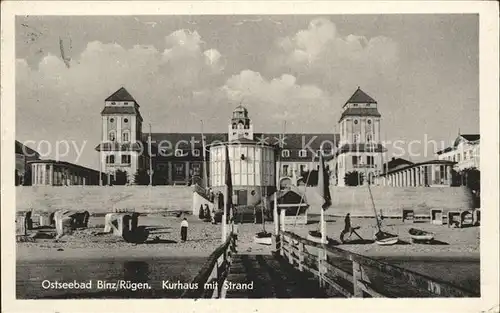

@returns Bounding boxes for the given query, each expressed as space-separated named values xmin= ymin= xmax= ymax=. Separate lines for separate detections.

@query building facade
xmin=374 ymin=160 xmax=456 ymax=187
xmin=96 ymin=87 xmax=390 ymax=187
xmin=29 ymin=160 xmax=101 ymax=186
xmin=436 ymin=134 xmax=480 ymax=172
xmin=15 ymin=140 xmax=41 ymax=185
xmin=95 ymin=87 xmax=153 ymax=184
xmin=335 ymin=87 xmax=386 ymax=186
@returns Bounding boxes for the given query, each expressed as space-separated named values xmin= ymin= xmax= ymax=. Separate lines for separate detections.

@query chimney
xmin=392 ymin=157 xmax=395 ymax=161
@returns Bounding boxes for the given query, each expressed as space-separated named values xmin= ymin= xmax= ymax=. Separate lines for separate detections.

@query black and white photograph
xmin=1 ymin=1 xmax=499 ymax=312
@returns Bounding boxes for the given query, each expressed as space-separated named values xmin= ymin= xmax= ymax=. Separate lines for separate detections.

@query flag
xmin=225 ymin=145 xmax=233 ymax=219
xmin=317 ymin=150 xmax=332 ymax=210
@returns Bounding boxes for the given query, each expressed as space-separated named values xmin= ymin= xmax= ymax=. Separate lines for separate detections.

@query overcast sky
xmin=16 ymin=14 xmax=479 ymax=169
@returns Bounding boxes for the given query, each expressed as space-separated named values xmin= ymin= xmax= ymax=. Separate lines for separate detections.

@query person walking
xmin=180 ymin=218 xmax=189 ymax=242
xmin=339 ymin=213 xmax=362 ymax=243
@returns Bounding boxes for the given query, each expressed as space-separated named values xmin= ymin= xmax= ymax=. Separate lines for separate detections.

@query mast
xmin=148 ymin=123 xmax=153 ymax=186
xmin=201 ymin=119 xmax=208 ymax=189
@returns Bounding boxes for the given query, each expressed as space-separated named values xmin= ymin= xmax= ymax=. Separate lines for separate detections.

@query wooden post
xmin=288 ymin=238 xmax=293 ymax=265
xmin=352 ymin=260 xmax=363 ymax=297
xmin=318 ymin=248 xmax=326 ymax=288
xmin=273 ymin=193 xmax=279 ymax=235
xmin=298 ymin=242 xmax=304 ymax=271
xmin=320 ymin=207 xmax=326 ymax=243
xmin=280 ymin=208 xmax=286 ymax=232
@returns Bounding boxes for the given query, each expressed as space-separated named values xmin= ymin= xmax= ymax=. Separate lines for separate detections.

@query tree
xmin=153 ymin=169 xmax=168 ymax=185
xmin=15 ymin=169 xmax=20 ymax=186
xmin=198 ymin=204 xmax=205 ymax=219
xmin=134 ymin=169 xmax=150 ymax=185
xmin=450 ymin=169 xmax=462 ymax=187
xmin=113 ymin=170 xmax=128 ymax=185
xmin=344 ymin=171 xmax=364 ymax=186
xmin=464 ymin=168 xmax=480 ymax=192
xmin=23 ymin=169 xmax=32 ymax=186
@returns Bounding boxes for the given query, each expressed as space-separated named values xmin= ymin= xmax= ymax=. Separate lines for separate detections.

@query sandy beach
xmin=17 ymin=213 xmax=480 ymax=261
xmin=16 ymin=213 xmax=480 ymax=298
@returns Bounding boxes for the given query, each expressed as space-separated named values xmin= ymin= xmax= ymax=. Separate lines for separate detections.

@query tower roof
xmin=105 ymin=87 xmax=137 ymax=103
xmin=344 ymin=87 xmax=377 ymax=106
xmin=233 ymin=104 xmax=248 ymax=113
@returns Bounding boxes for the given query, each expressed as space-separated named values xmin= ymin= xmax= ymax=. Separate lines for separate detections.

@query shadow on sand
xmin=146 ymin=238 xmax=178 ymax=244
xmin=342 ymin=239 xmax=375 ymax=245
xmin=411 ymin=239 xmax=449 ymax=245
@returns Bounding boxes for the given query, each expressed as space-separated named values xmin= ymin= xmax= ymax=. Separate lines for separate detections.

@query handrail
xmin=279 ymin=230 xmax=477 ymax=298
xmin=193 ymin=184 xmax=212 ymax=202
xmin=181 ymin=232 xmax=236 ymax=298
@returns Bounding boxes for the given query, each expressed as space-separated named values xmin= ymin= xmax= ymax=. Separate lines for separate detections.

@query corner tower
xmin=336 ymin=87 xmax=385 ymax=186
xmin=96 ymin=87 xmax=145 ymax=184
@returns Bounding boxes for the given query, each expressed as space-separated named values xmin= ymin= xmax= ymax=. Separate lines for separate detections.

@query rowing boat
xmin=408 ymin=228 xmax=434 ymax=241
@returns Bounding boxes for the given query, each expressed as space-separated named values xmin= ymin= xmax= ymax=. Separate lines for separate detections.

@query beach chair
xmin=461 ymin=210 xmax=474 ymax=227
xmin=472 ymin=209 xmax=480 ymax=226
xmin=402 ymin=209 xmax=415 ymax=223
xmin=447 ymin=211 xmax=462 ymax=228
xmin=430 ymin=209 xmax=444 ymax=225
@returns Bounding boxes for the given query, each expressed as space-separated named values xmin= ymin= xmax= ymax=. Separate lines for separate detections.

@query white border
xmin=1 ymin=2 xmax=499 ymax=313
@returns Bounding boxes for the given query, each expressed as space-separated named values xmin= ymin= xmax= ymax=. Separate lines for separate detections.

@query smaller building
xmin=436 ymin=134 xmax=480 ymax=171
xmin=28 ymin=160 xmax=101 ymax=186
xmin=15 ymin=140 xmax=41 ymax=185
xmin=375 ymin=159 xmax=457 ymax=187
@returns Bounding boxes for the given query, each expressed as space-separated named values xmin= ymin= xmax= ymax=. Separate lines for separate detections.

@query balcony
xmin=353 ymin=164 xmax=377 ymax=169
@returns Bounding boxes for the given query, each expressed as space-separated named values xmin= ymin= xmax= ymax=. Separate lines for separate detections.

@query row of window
xmin=106 ymin=155 xmax=131 ymax=164
xmin=110 ymin=102 xmax=131 ymax=106
xmin=341 ymin=133 xmax=373 ymax=143
xmin=109 ymin=117 xmax=129 ymax=123
xmin=351 ymin=155 xmax=375 ymax=166
xmin=351 ymin=103 xmax=373 ymax=107
xmin=108 ymin=131 xmax=130 ymax=142
xmin=444 ymin=149 xmax=477 ymax=162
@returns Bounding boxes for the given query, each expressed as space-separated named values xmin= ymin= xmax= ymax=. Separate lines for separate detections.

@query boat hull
xmin=375 ymin=237 xmax=399 ymax=246
xmin=253 ymin=235 xmax=272 ymax=245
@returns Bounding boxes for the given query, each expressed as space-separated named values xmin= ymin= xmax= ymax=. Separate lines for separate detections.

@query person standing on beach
xmin=180 ymin=218 xmax=189 ymax=242
xmin=340 ymin=213 xmax=351 ymax=243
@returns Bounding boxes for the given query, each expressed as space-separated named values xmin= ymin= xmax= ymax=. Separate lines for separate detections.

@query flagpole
xmin=200 ymin=120 xmax=208 ymax=190
xmin=320 ymin=149 xmax=326 ymax=244
xmin=148 ymin=123 xmax=153 ymax=186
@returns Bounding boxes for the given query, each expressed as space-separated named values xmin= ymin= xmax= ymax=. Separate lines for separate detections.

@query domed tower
xmin=228 ymin=105 xmax=253 ymax=141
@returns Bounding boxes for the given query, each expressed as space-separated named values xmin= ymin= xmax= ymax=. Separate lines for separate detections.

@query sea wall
xmin=16 ymin=185 xmax=474 ymax=217
xmin=305 ymin=186 xmax=475 ymax=217
xmin=16 ymin=186 xmax=193 ymax=213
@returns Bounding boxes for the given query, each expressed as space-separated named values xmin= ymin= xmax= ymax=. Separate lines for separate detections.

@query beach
xmin=16 ymin=213 xmax=480 ymax=298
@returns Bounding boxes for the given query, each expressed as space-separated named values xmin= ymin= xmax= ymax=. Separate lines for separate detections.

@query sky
xmin=15 ymin=14 xmax=479 ymax=170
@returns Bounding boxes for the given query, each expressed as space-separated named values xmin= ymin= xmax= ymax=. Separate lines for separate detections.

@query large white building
xmin=96 ymin=86 xmax=389 ymax=190
xmin=436 ymin=134 xmax=480 ymax=172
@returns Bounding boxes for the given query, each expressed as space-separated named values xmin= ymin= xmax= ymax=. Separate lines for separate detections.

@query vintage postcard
xmin=1 ymin=1 xmax=499 ymax=313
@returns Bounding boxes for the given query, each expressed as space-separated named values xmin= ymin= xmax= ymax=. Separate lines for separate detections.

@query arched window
xmin=366 ymin=133 xmax=373 ymax=143
xmin=122 ymin=131 xmax=130 ymax=142
xmin=232 ymin=123 xmax=236 ymax=129
xmin=237 ymin=122 xmax=244 ymax=129
xmin=109 ymin=131 xmax=116 ymax=141
xmin=353 ymin=133 xmax=360 ymax=143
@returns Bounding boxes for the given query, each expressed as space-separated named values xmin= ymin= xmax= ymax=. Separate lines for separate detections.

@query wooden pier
xmin=181 ymin=229 xmax=478 ymax=299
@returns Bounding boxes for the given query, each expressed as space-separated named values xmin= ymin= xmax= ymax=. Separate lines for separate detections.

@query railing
xmin=193 ymin=183 xmax=212 ymax=202
xmin=181 ymin=232 xmax=236 ymax=299
xmin=277 ymin=231 xmax=477 ymax=298
xmin=353 ymin=164 xmax=377 ymax=169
